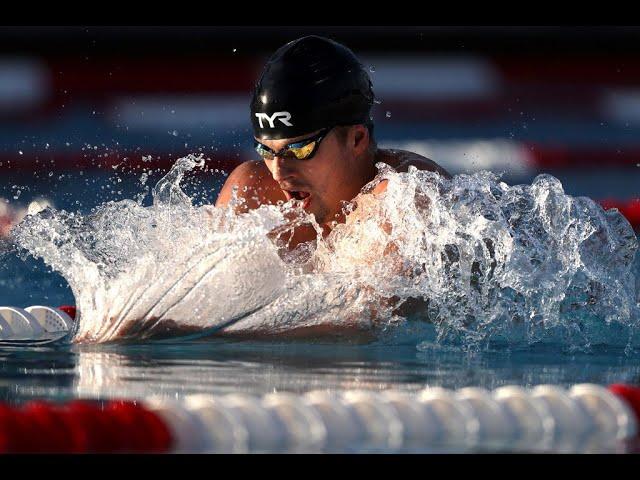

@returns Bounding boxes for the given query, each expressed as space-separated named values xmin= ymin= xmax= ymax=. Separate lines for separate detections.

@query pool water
xmin=1 ymin=167 xmax=639 ymax=453
xmin=3 ymin=342 xmax=640 ymax=403
xmin=1 ymin=341 xmax=640 ymax=453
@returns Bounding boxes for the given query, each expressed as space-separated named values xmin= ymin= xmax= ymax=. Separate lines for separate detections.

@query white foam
xmin=10 ymin=155 xmax=639 ymax=348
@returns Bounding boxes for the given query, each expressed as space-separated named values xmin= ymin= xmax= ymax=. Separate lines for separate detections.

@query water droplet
xmin=169 ymin=130 xmax=178 ymax=137
xmin=385 ymin=111 xmax=392 ymax=118
xmin=48 ymin=172 xmax=53 ymax=177
xmin=369 ymin=65 xmax=375 ymax=73
xmin=18 ymin=150 xmax=23 ymax=155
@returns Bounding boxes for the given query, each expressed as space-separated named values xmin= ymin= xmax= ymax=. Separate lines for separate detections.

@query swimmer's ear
xmin=351 ymin=124 xmax=369 ymax=156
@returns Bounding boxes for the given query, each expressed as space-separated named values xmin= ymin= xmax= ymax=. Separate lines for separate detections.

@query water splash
xmin=10 ymin=156 xmax=640 ymax=350
xmin=12 ymin=155 xmax=289 ymax=342
xmin=315 ymin=165 xmax=639 ymax=351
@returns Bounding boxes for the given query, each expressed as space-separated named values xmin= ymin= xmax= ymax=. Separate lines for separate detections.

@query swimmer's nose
xmin=270 ymin=156 xmax=295 ymax=182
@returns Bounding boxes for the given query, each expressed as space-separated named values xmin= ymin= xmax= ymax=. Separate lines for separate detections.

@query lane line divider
xmin=0 ymin=384 xmax=639 ymax=453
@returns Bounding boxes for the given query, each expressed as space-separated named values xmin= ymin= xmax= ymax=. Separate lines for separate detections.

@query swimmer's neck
xmin=317 ymin=148 xmax=450 ymax=233
xmin=270 ymin=148 xmax=449 ymax=251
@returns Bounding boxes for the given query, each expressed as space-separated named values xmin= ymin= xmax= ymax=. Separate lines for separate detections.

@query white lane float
xmin=126 ymin=384 xmax=640 ymax=453
xmin=142 ymin=384 xmax=639 ymax=453
xmin=0 ymin=305 xmax=72 ymax=343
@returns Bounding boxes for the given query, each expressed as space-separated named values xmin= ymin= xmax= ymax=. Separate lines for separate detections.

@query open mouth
xmin=284 ymin=190 xmax=312 ymax=209
xmin=289 ymin=191 xmax=310 ymax=201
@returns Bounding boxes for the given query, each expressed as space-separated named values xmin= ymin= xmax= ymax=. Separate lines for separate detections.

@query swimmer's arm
xmin=215 ymin=160 xmax=283 ymax=213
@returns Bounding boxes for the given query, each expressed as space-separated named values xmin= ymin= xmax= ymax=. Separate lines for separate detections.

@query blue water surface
xmin=0 ymin=167 xmax=639 ymax=454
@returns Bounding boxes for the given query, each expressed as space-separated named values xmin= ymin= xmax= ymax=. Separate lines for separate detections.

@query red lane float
xmin=0 ymin=401 xmax=172 ymax=453
xmin=609 ymin=384 xmax=640 ymax=423
xmin=58 ymin=305 xmax=77 ymax=320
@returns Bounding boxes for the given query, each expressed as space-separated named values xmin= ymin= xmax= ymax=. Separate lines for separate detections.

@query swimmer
xmin=214 ymin=36 xmax=450 ymax=339
xmin=215 ymin=35 xmax=450 ymax=250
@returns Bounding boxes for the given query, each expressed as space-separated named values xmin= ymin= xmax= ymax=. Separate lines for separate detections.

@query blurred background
xmin=1 ymin=26 xmax=639 ymax=238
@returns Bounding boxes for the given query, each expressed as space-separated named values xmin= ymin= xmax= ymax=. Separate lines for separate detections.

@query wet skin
xmin=212 ymin=126 xmax=450 ymax=340
xmin=215 ymin=125 xmax=450 ymax=250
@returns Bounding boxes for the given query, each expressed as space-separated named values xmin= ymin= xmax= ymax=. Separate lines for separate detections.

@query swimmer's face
xmin=257 ymin=125 xmax=371 ymax=224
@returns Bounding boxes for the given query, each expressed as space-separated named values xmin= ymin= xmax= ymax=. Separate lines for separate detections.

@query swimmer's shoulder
xmin=369 ymin=149 xmax=452 ymax=196
xmin=376 ymin=148 xmax=451 ymax=179
xmin=215 ymin=160 xmax=285 ymax=211
xmin=222 ymin=159 xmax=272 ymax=187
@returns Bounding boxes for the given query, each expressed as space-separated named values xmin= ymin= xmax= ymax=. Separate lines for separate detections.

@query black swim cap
xmin=251 ymin=36 xmax=375 ymax=140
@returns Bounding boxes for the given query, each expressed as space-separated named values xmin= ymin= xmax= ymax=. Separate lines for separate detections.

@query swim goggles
xmin=254 ymin=127 xmax=332 ymax=161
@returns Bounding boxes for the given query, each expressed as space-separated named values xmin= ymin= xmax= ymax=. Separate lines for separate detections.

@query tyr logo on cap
xmin=255 ymin=111 xmax=293 ymax=128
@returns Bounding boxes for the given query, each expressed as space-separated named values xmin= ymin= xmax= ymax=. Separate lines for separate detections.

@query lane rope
xmin=0 ymin=383 xmax=638 ymax=453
